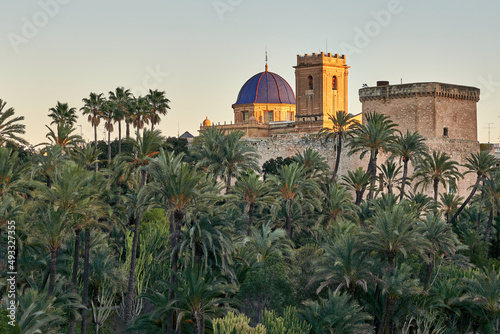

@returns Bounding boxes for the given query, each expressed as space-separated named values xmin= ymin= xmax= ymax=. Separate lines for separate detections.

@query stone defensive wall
xmin=244 ymin=133 xmax=478 ymax=199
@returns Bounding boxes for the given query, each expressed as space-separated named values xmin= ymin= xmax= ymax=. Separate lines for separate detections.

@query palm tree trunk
xmin=485 ymin=206 xmax=495 ymax=252
xmin=285 ymin=201 xmax=293 ymax=239
xmin=424 ymin=254 xmax=433 ymax=290
xmin=331 ymin=136 xmax=342 ymax=182
xmin=40 ymin=265 xmax=50 ymax=291
xmin=449 ymin=175 xmax=481 ymax=225
xmin=367 ymin=151 xmax=378 ymax=200
xmin=167 ymin=210 xmax=175 ymax=334
xmin=168 ymin=211 xmax=184 ymax=334
xmin=193 ymin=316 xmax=198 ymax=334
xmin=118 ymin=121 xmax=122 ymax=154
xmin=124 ymin=171 xmax=147 ymax=325
xmin=386 ymin=297 xmax=396 ymax=334
xmin=94 ymin=124 xmax=98 ymax=173
xmin=107 ymin=128 xmax=111 ymax=162
xmin=124 ymin=214 xmax=141 ymax=324
xmin=355 ymin=190 xmax=363 ymax=206
xmin=81 ymin=228 xmax=91 ymax=334
xmin=226 ymin=171 xmax=232 ymax=194
xmin=399 ymin=159 xmax=408 ymax=201
xmin=247 ymin=204 xmax=254 ymax=236
xmin=126 ymin=121 xmax=130 ymax=139
xmin=47 ymin=248 xmax=58 ymax=297
xmin=69 ymin=228 xmax=81 ymax=334
xmin=387 ymin=254 xmax=395 ymax=274
xmin=433 ymin=178 xmax=439 ymax=202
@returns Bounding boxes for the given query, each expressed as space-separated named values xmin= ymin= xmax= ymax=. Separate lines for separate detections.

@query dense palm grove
xmin=0 ymin=89 xmax=500 ymax=334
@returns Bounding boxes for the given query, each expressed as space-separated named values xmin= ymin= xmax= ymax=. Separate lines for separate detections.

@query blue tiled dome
xmin=235 ymin=70 xmax=296 ymax=105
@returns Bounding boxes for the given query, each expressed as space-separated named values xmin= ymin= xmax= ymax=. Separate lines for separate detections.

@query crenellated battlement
xmin=359 ymin=82 xmax=480 ymax=102
xmin=296 ymin=52 xmax=347 ymax=66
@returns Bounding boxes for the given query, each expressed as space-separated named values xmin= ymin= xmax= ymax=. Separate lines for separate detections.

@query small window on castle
xmin=315 ymin=117 xmax=318 ymax=121
xmin=443 ymin=127 xmax=448 ymax=137
xmin=267 ymin=111 xmax=273 ymax=123
xmin=243 ymin=112 xmax=249 ymax=123
xmin=332 ymin=76 xmax=337 ymax=90
xmin=308 ymin=76 xmax=313 ymax=90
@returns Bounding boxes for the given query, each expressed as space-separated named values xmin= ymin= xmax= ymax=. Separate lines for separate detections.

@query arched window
xmin=332 ymin=76 xmax=337 ymax=90
xmin=308 ymin=76 xmax=313 ymax=90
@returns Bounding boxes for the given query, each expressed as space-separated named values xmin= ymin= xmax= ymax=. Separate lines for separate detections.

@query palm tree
xmin=146 ymin=89 xmax=170 ymax=130
xmin=311 ymin=232 xmax=374 ymax=295
xmin=48 ymin=101 xmax=78 ymax=127
xmin=293 ymin=147 xmax=329 ymax=180
xmin=380 ymin=264 xmax=423 ymax=334
xmin=317 ymin=182 xmax=357 ymax=227
xmin=301 ymin=290 xmax=373 ymax=334
xmin=342 ymin=167 xmax=372 ymax=206
xmin=360 ymin=203 xmax=430 ymax=273
xmin=81 ymin=92 xmax=104 ymax=171
xmin=245 ymin=222 xmax=293 ymax=262
xmin=128 ymin=96 xmax=150 ymax=139
xmin=44 ymin=124 xmax=83 ymax=152
xmin=193 ymin=127 xmax=259 ymax=193
xmin=142 ymin=149 xmax=217 ymax=332
xmin=121 ymin=129 xmax=164 ymax=325
xmin=449 ymin=151 xmax=499 ymax=225
xmin=33 ymin=206 xmax=68 ymax=297
xmin=389 ymin=130 xmax=428 ymax=200
xmin=100 ymin=100 xmax=115 ymax=162
xmin=109 ymin=87 xmax=132 ymax=153
xmin=463 ymin=268 xmax=500 ymax=331
xmin=477 ymin=171 xmax=500 ymax=250
xmin=268 ymin=162 xmax=320 ymax=239
xmin=35 ymin=163 xmax=106 ymax=334
xmin=349 ymin=112 xmax=397 ymax=200
xmin=147 ymin=266 xmax=236 ymax=334
xmin=378 ymin=160 xmax=402 ymax=195
xmin=0 ymin=99 xmax=28 ymax=146
xmin=318 ymin=110 xmax=359 ymax=181
xmin=439 ymin=193 xmax=463 ymax=223
xmin=71 ymin=144 xmax=102 ymax=171
xmin=0 ymin=147 xmax=25 ymax=200
xmin=231 ymin=170 xmax=275 ymax=235
xmin=176 ymin=213 xmax=234 ymax=271
xmin=414 ymin=150 xmax=462 ymax=202
xmin=421 ymin=214 xmax=461 ymax=288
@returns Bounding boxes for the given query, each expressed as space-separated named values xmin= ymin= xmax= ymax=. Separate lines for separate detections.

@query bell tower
xmin=294 ymin=52 xmax=349 ymax=133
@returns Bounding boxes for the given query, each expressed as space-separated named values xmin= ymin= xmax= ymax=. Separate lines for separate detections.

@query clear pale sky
xmin=2 ymin=0 xmax=500 ymax=145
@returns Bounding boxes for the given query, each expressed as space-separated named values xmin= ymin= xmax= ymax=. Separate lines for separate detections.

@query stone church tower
xmin=294 ymin=52 xmax=350 ymax=133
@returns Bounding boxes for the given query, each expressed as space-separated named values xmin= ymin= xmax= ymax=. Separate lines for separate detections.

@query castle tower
xmin=294 ymin=52 xmax=349 ymax=133
xmin=359 ymin=82 xmax=480 ymax=141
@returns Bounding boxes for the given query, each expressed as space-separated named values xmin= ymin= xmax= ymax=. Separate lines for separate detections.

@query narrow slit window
xmin=308 ymin=76 xmax=313 ymax=90
xmin=443 ymin=127 xmax=448 ymax=137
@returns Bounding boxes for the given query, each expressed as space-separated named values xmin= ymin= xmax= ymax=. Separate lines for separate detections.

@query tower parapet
xmin=294 ymin=52 xmax=349 ymax=133
xmin=296 ymin=52 xmax=347 ymax=66
xmin=359 ymin=82 xmax=480 ymax=102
